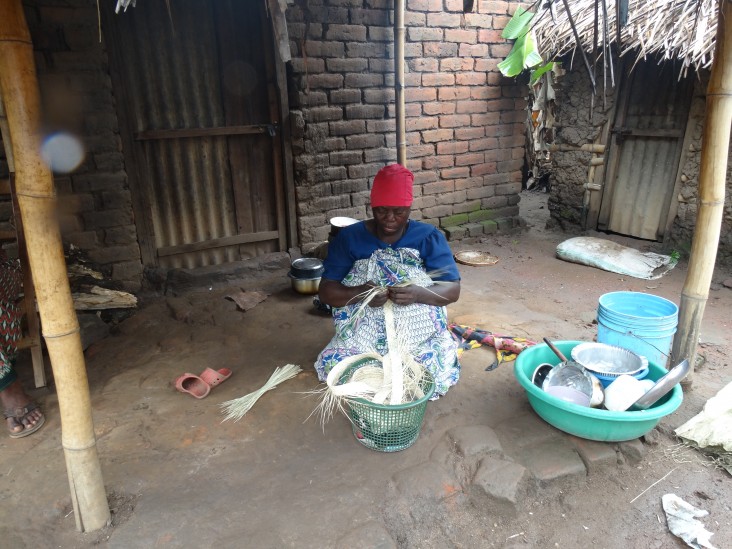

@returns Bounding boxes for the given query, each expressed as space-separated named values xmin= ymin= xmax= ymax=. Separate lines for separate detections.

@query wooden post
xmin=672 ymin=0 xmax=732 ymax=386
xmin=394 ymin=0 xmax=406 ymax=166
xmin=0 ymin=0 xmax=110 ymax=531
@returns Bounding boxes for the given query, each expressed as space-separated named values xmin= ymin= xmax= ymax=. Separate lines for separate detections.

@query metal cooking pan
xmin=541 ymin=338 xmax=594 ymax=398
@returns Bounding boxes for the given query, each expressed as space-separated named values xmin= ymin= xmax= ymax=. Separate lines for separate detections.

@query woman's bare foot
xmin=1 ymin=380 xmax=44 ymax=437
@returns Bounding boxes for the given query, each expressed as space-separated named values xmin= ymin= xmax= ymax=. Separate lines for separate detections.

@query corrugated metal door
xmin=598 ymin=63 xmax=693 ymax=240
xmin=104 ymin=0 xmax=287 ymax=268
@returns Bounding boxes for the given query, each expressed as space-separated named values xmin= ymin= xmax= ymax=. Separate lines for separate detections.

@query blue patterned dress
xmin=314 ymin=221 xmax=461 ymax=398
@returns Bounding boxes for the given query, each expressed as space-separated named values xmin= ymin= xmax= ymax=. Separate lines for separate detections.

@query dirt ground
xmin=1 ymin=191 xmax=731 ymax=549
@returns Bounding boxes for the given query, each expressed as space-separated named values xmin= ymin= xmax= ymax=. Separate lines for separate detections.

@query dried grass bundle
xmin=220 ymin=364 xmax=302 ymax=422
xmin=533 ymin=0 xmax=718 ymax=76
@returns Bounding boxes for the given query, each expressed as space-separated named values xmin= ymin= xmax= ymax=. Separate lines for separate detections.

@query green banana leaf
xmin=501 ymin=6 xmax=534 ymax=40
xmin=498 ymin=31 xmax=543 ymax=78
xmin=530 ymin=61 xmax=555 ymax=85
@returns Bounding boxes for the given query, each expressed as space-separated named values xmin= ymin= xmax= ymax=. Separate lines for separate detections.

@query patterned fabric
xmin=0 ymin=258 xmax=22 ymax=392
xmin=315 ymin=247 xmax=460 ymax=399
xmin=449 ymin=324 xmax=536 ymax=371
xmin=322 ymin=220 xmax=460 ymax=284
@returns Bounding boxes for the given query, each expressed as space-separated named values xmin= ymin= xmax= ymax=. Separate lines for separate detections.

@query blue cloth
xmin=322 ymin=220 xmax=460 ymax=283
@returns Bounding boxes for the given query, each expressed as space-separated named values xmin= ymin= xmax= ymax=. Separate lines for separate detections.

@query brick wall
xmin=3 ymin=0 xmax=143 ymax=291
xmin=286 ymin=0 xmax=527 ymax=246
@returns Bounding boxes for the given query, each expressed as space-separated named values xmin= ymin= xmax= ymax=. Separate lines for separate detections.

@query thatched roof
xmin=533 ymin=0 xmax=719 ymax=74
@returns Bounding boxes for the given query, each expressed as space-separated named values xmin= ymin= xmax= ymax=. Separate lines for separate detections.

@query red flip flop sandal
xmin=199 ymin=368 xmax=232 ymax=388
xmin=174 ymin=373 xmax=211 ymax=399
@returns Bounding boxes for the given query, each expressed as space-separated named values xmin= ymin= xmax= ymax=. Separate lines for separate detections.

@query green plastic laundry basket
xmin=339 ymin=363 xmax=435 ymax=453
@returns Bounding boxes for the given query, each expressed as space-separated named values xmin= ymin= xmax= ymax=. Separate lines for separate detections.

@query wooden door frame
xmin=101 ymin=2 xmax=297 ymax=267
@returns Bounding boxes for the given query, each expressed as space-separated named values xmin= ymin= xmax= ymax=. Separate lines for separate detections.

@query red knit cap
xmin=370 ymin=164 xmax=414 ymax=208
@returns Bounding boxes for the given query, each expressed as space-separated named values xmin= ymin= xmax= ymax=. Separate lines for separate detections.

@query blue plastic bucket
xmin=597 ymin=292 xmax=678 ymax=368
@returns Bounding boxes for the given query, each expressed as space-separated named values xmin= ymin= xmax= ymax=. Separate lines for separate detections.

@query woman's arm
xmin=318 ymin=278 xmax=389 ymax=308
xmin=387 ymin=281 xmax=460 ymax=307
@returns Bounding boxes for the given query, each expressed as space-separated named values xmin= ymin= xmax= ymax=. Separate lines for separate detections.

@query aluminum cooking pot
xmin=288 ymin=273 xmax=321 ymax=295
xmin=290 ymin=258 xmax=324 ymax=279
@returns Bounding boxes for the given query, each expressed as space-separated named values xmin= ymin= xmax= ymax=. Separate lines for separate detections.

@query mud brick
xmin=422 ymin=72 xmax=455 ymax=86
xmin=473 ymin=457 xmax=529 ymax=505
xmin=368 ymin=26 xmax=393 ymax=42
xmin=456 ymin=72 xmax=487 ymax=86
xmin=330 ymin=120 xmax=366 ymax=136
xmin=423 ymin=180 xmax=455 ymax=195
xmin=351 ymin=8 xmax=390 ymax=25
xmin=438 ymin=114 xmax=471 ymax=130
xmin=422 ymin=128 xmax=454 ymax=143
xmin=478 ymin=28 xmax=505 ymax=43
xmin=408 ymin=27 xmax=443 ymax=41
xmin=445 ymin=29 xmax=478 ymax=44
xmin=88 ymin=244 xmax=141 ymax=264
xmin=424 ymin=41 xmax=458 ymax=57
xmin=409 ymin=57 xmax=439 ymax=71
xmin=427 ymin=12 xmax=462 ymax=27
xmin=346 ymin=42 xmax=387 ymax=58
xmin=407 ymin=0 xmax=443 ymax=11
xmin=443 ymin=225 xmax=467 ymax=241
xmin=440 ymin=213 xmax=469 ymax=227
xmin=441 ymin=166 xmax=470 ymax=179
xmin=437 ymin=141 xmax=469 ymax=155
xmin=466 ymin=222 xmax=484 ymax=237
xmin=66 ymin=230 xmax=98 ymax=250
xmin=307 ymin=73 xmax=343 ymax=89
xmin=330 ymin=89 xmax=362 ymax=104
xmin=439 ymin=86 xmax=471 ymax=101
xmin=345 ymin=104 xmax=385 ymax=119
xmin=471 ymin=162 xmax=498 ymax=176
xmin=101 ymin=190 xmax=132 ymax=210
xmin=467 ymin=186 xmax=495 ymax=200
xmin=567 ymin=436 xmax=618 ymax=473
xmin=305 ymin=41 xmax=345 ymax=58
xmin=482 ymin=220 xmax=498 ymax=233
xmin=104 ymin=225 xmax=138 ymax=246
xmin=422 ymin=204 xmax=453 ymax=218
xmin=346 ymin=134 xmax=385 ymax=149
xmin=495 ymin=217 xmax=514 ymax=232
xmin=456 ymin=153 xmax=486 ymax=167
xmin=290 ymin=57 xmax=325 ymax=74
xmin=82 ymin=208 xmax=133 ymax=229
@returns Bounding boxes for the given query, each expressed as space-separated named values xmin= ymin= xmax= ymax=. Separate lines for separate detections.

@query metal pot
xmin=288 ymin=273 xmax=321 ymax=295
xmin=329 ymin=216 xmax=358 ymax=240
xmin=290 ymin=258 xmax=324 ymax=279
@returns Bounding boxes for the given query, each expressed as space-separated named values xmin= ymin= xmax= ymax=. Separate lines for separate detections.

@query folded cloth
xmin=449 ymin=324 xmax=536 ymax=371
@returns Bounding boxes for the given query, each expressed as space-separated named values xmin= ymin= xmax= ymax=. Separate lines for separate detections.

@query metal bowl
xmin=288 ymin=273 xmax=321 ymax=295
xmin=571 ymin=342 xmax=648 ymax=377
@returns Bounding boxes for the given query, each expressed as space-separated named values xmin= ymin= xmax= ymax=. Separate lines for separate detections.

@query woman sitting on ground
xmin=314 ymin=164 xmax=461 ymax=398
xmin=0 ymin=252 xmax=44 ymax=438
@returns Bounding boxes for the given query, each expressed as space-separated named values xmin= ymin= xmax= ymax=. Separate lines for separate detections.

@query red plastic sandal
xmin=174 ymin=373 xmax=211 ymax=399
xmin=199 ymin=368 xmax=232 ymax=388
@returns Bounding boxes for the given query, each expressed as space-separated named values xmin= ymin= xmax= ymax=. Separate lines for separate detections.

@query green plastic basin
xmin=514 ymin=341 xmax=683 ymax=442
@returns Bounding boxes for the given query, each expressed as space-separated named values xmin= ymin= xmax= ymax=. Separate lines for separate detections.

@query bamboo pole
xmin=672 ymin=0 xmax=732 ymax=387
xmin=0 ymin=0 xmax=110 ymax=531
xmin=394 ymin=0 xmax=406 ymax=165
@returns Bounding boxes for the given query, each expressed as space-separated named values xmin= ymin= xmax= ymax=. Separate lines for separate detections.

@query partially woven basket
xmin=338 ymin=361 xmax=435 ymax=452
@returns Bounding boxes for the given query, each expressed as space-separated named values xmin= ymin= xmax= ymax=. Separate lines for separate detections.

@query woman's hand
xmin=388 ymin=281 xmax=461 ymax=307
xmin=365 ymin=283 xmax=389 ymax=308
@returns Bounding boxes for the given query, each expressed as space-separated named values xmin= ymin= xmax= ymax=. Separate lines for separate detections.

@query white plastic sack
xmin=556 ymin=237 xmax=676 ymax=280
xmin=675 ymin=381 xmax=732 ymax=474
xmin=662 ymin=494 xmax=717 ymax=549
